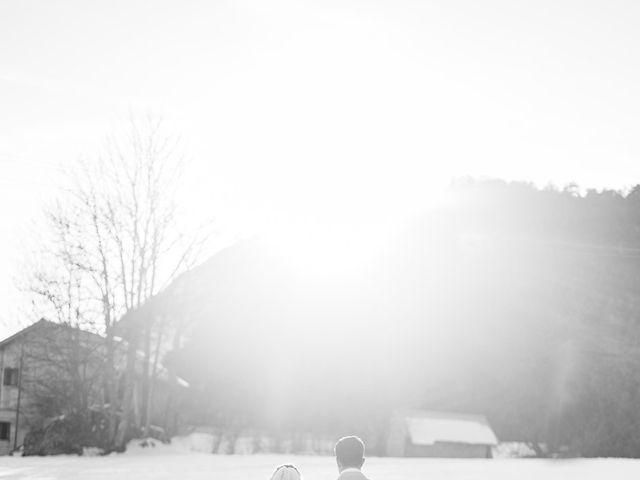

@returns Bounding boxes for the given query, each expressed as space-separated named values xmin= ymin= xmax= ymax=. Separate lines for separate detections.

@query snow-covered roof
xmin=403 ymin=411 xmax=498 ymax=446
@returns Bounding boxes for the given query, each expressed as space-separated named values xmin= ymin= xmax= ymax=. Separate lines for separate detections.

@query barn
xmin=386 ymin=409 xmax=498 ymax=458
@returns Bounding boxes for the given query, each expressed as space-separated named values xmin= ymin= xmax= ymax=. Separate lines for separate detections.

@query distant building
xmin=0 ymin=319 xmax=186 ymax=455
xmin=386 ymin=409 xmax=498 ymax=458
xmin=0 ymin=319 xmax=103 ymax=455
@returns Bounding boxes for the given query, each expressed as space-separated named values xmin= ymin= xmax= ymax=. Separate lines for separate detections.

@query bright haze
xmin=1 ymin=0 xmax=640 ymax=333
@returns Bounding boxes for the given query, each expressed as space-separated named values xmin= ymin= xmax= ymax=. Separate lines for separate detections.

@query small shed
xmin=386 ymin=409 xmax=498 ymax=458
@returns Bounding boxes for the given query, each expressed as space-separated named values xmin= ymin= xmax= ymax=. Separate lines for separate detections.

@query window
xmin=2 ymin=368 xmax=19 ymax=386
xmin=0 ymin=422 xmax=10 ymax=441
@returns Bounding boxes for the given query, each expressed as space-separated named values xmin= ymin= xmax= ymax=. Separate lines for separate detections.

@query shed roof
xmin=401 ymin=410 xmax=498 ymax=446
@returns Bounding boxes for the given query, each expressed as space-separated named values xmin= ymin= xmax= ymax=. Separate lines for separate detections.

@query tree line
xmin=159 ymin=179 xmax=640 ymax=457
xmin=19 ymin=124 xmax=640 ymax=457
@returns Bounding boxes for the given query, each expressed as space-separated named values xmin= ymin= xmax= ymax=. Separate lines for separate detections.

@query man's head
xmin=334 ymin=436 xmax=365 ymax=472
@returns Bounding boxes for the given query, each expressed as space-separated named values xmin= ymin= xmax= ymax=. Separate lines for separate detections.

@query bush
xmin=23 ymin=410 xmax=110 ymax=456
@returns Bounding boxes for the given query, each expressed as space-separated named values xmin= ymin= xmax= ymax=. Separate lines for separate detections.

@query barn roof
xmin=400 ymin=410 xmax=499 ymax=446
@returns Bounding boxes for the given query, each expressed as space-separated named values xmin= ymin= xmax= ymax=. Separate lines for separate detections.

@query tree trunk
xmin=115 ymin=327 xmax=140 ymax=451
xmin=144 ymin=314 xmax=165 ymax=437
xmin=105 ymin=318 xmax=119 ymax=449
xmin=161 ymin=315 xmax=185 ymax=437
xmin=140 ymin=317 xmax=152 ymax=432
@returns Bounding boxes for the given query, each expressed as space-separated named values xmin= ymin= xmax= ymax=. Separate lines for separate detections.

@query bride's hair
xmin=270 ymin=464 xmax=302 ymax=480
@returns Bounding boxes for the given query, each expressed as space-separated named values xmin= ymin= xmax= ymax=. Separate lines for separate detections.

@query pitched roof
xmin=0 ymin=318 xmax=190 ymax=387
xmin=0 ymin=318 xmax=51 ymax=349
xmin=398 ymin=410 xmax=499 ymax=446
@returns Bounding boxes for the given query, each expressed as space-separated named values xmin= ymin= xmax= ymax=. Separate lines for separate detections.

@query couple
xmin=270 ymin=436 xmax=370 ymax=480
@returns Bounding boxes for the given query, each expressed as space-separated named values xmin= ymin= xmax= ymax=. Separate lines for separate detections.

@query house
xmin=0 ymin=318 xmax=187 ymax=455
xmin=386 ymin=409 xmax=498 ymax=458
xmin=0 ymin=326 xmax=23 ymax=454
xmin=0 ymin=319 xmax=109 ymax=455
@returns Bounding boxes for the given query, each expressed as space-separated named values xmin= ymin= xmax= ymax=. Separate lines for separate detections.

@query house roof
xmin=0 ymin=318 xmax=51 ymax=349
xmin=0 ymin=318 xmax=108 ymax=350
xmin=398 ymin=409 xmax=499 ymax=446
xmin=0 ymin=318 xmax=190 ymax=388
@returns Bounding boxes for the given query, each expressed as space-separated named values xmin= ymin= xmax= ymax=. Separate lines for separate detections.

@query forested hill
xmin=158 ymin=180 xmax=640 ymax=457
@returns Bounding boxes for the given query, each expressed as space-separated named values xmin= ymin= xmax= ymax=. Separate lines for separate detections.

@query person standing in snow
xmin=334 ymin=436 xmax=371 ymax=480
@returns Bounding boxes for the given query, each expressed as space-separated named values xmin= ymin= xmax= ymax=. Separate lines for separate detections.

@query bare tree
xmin=24 ymin=113 xmax=212 ymax=451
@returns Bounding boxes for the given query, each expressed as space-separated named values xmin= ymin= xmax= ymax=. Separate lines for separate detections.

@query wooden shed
xmin=386 ymin=409 xmax=498 ymax=458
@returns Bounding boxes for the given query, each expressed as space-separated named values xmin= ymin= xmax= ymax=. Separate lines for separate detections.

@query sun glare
xmin=264 ymin=222 xmax=392 ymax=278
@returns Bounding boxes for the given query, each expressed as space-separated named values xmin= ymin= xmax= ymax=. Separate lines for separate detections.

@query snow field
xmin=1 ymin=447 xmax=640 ymax=480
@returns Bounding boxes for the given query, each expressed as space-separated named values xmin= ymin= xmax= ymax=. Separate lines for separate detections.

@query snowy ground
xmin=1 ymin=445 xmax=639 ymax=480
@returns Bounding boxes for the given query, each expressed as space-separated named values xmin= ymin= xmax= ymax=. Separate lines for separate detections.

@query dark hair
xmin=334 ymin=436 xmax=365 ymax=468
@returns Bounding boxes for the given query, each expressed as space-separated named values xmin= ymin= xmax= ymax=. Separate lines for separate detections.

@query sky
xmin=1 ymin=0 xmax=640 ymax=336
